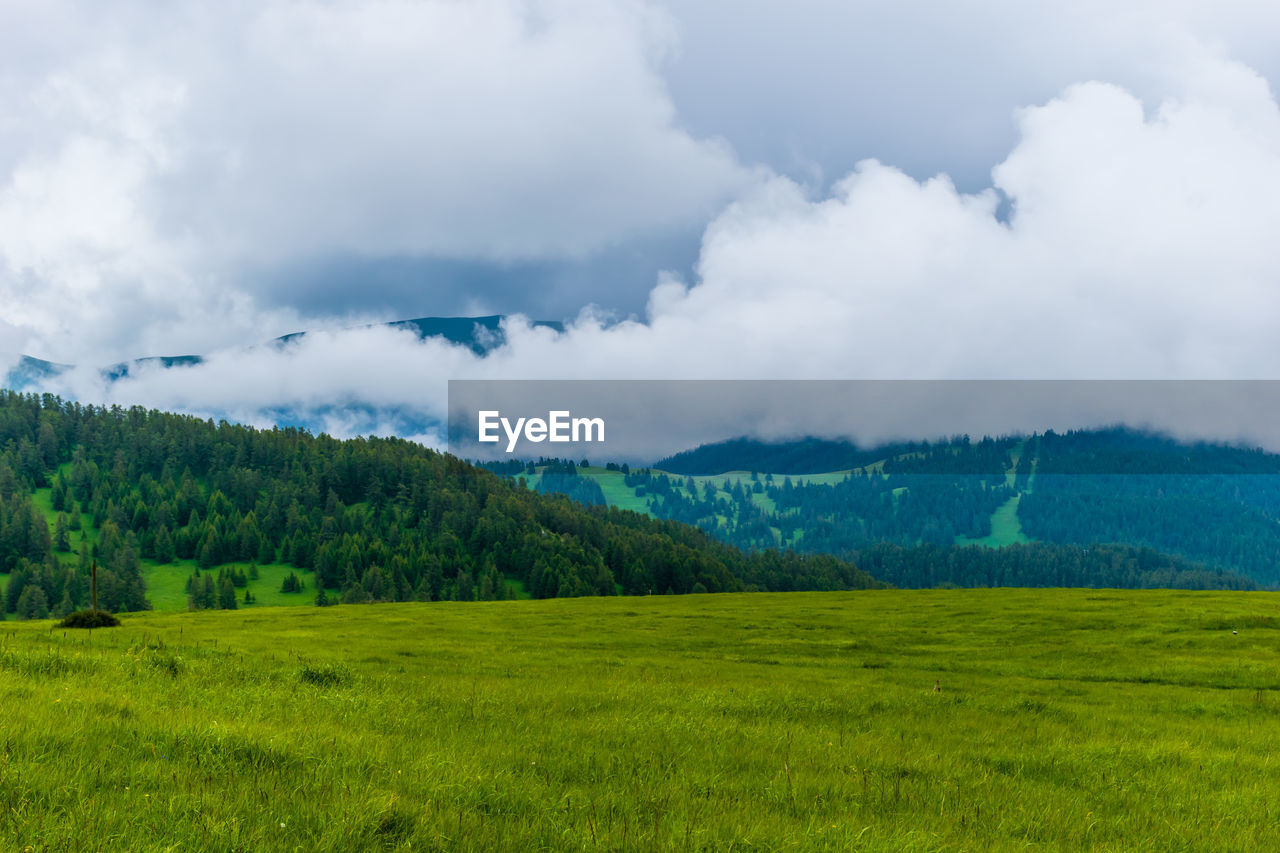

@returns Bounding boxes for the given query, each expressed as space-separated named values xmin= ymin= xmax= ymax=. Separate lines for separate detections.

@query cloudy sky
xmin=3 ymin=1 xmax=1280 ymax=442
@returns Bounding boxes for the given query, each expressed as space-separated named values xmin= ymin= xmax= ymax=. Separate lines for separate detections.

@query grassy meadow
xmin=4 ymin=589 xmax=1280 ymax=850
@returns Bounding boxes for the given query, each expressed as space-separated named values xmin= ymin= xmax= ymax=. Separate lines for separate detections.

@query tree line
xmin=0 ymin=391 xmax=882 ymax=617
xmin=853 ymin=541 xmax=1255 ymax=591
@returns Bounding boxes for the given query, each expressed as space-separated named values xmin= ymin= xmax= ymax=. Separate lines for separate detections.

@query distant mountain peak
xmin=4 ymin=314 xmax=566 ymax=390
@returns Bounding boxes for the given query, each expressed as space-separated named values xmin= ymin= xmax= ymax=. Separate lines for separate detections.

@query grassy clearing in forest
xmin=954 ymin=493 xmax=1032 ymax=548
xmin=3 ymin=588 xmax=1280 ymax=850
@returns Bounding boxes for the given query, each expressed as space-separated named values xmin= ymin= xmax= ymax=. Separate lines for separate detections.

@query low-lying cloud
xmin=35 ymin=54 xmax=1280 ymax=452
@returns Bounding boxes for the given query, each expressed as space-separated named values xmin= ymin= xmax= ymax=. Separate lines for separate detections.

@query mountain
xmin=1 ymin=355 xmax=72 ymax=391
xmin=516 ymin=428 xmax=1280 ymax=588
xmin=4 ymin=314 xmax=565 ymax=388
xmin=274 ymin=314 xmax=564 ymax=355
xmin=0 ymin=390 xmax=879 ymax=619
xmin=655 ymin=436 xmax=934 ymax=476
xmin=655 ymin=429 xmax=1280 ymax=478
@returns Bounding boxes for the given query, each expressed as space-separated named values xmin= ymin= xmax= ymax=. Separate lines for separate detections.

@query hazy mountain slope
xmin=4 ymin=315 xmax=564 ymax=389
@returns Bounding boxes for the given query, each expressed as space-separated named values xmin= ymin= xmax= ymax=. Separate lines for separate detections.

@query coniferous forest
xmin=518 ymin=430 xmax=1278 ymax=590
xmin=0 ymin=391 xmax=881 ymax=617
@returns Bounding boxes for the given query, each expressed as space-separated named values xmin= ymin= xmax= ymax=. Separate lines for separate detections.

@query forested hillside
xmin=515 ymin=429 xmax=1280 ymax=589
xmin=853 ymin=542 xmax=1255 ymax=590
xmin=1019 ymin=430 xmax=1280 ymax=583
xmin=0 ymin=391 xmax=881 ymax=618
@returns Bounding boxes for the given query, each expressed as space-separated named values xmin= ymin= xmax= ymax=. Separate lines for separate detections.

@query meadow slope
xmin=4 ymin=589 xmax=1280 ymax=850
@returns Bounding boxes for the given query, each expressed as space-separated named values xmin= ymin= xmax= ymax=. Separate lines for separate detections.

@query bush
xmin=298 ymin=661 xmax=350 ymax=687
xmin=57 ymin=609 xmax=122 ymax=629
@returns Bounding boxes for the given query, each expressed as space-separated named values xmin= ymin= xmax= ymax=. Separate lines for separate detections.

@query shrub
xmin=57 ymin=609 xmax=122 ymax=629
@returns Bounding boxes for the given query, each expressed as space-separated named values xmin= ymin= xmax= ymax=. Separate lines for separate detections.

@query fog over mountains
xmin=3 ymin=316 xmax=565 ymax=440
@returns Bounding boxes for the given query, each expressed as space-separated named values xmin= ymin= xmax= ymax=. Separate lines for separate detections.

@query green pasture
xmin=3 ymin=589 xmax=1280 ymax=850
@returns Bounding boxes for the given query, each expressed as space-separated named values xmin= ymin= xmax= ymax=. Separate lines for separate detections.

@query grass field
xmin=141 ymin=560 xmax=315 ymax=610
xmin=4 ymin=589 xmax=1280 ymax=850
xmin=955 ymin=494 xmax=1032 ymax=548
xmin=574 ymin=467 xmax=654 ymax=514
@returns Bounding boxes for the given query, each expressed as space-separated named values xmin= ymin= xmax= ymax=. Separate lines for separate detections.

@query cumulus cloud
xmin=665 ymin=0 xmax=1280 ymax=190
xmin=39 ymin=54 xmax=1280 ymax=453
xmin=460 ymin=56 xmax=1280 ymax=383
xmin=170 ymin=0 xmax=748 ymax=262
xmin=0 ymin=0 xmax=750 ymax=361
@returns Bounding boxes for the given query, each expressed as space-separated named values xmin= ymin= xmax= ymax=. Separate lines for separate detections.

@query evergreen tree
xmin=17 ymin=585 xmax=49 ymax=620
xmin=154 ymin=525 xmax=176 ymax=564
xmin=56 ymin=585 xmax=75 ymax=618
xmin=218 ymin=575 xmax=238 ymax=610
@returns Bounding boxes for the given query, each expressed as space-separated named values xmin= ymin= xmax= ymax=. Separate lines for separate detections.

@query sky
xmin=3 ymin=0 xmax=1280 ymax=446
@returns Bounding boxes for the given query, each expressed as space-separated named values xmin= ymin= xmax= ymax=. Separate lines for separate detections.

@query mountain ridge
xmin=4 ymin=314 xmax=565 ymax=389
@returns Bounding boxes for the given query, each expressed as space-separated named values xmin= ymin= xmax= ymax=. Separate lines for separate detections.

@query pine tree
xmin=17 ymin=585 xmax=49 ymax=620
xmin=455 ymin=569 xmax=475 ymax=602
xmin=56 ymin=586 xmax=76 ymax=618
xmin=5 ymin=566 xmax=28 ymax=613
xmin=257 ymin=534 xmax=275 ymax=565
xmin=198 ymin=531 xmax=218 ymax=570
xmin=154 ymin=525 xmax=176 ymax=564
xmin=218 ymin=575 xmax=238 ymax=610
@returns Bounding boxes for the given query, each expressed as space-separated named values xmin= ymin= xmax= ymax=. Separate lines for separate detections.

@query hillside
xmin=515 ymin=428 xmax=1280 ymax=587
xmin=4 ymin=590 xmax=1280 ymax=849
xmin=655 ymin=436 xmax=933 ymax=476
xmin=0 ymin=391 xmax=879 ymax=620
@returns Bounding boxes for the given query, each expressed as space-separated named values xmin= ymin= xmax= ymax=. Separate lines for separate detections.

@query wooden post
xmin=92 ymin=559 xmax=99 ymax=612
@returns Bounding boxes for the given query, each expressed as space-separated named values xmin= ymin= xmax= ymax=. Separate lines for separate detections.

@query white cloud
xmin=6 ymin=3 xmax=1280 ymax=441
xmin=41 ymin=53 xmax=1280 ymax=449
xmin=554 ymin=55 xmax=1280 ymax=382
xmin=665 ymin=0 xmax=1280 ymax=189
xmin=0 ymin=0 xmax=750 ymax=360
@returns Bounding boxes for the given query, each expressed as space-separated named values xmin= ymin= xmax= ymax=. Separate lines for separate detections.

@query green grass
xmin=141 ymin=560 xmax=315 ymax=610
xmin=954 ymin=442 xmax=1035 ymax=548
xmin=3 ymin=589 xmax=1280 ymax=850
xmin=574 ymin=467 xmax=654 ymax=514
xmin=955 ymin=494 xmax=1032 ymax=548
xmin=31 ymin=480 xmax=99 ymax=551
